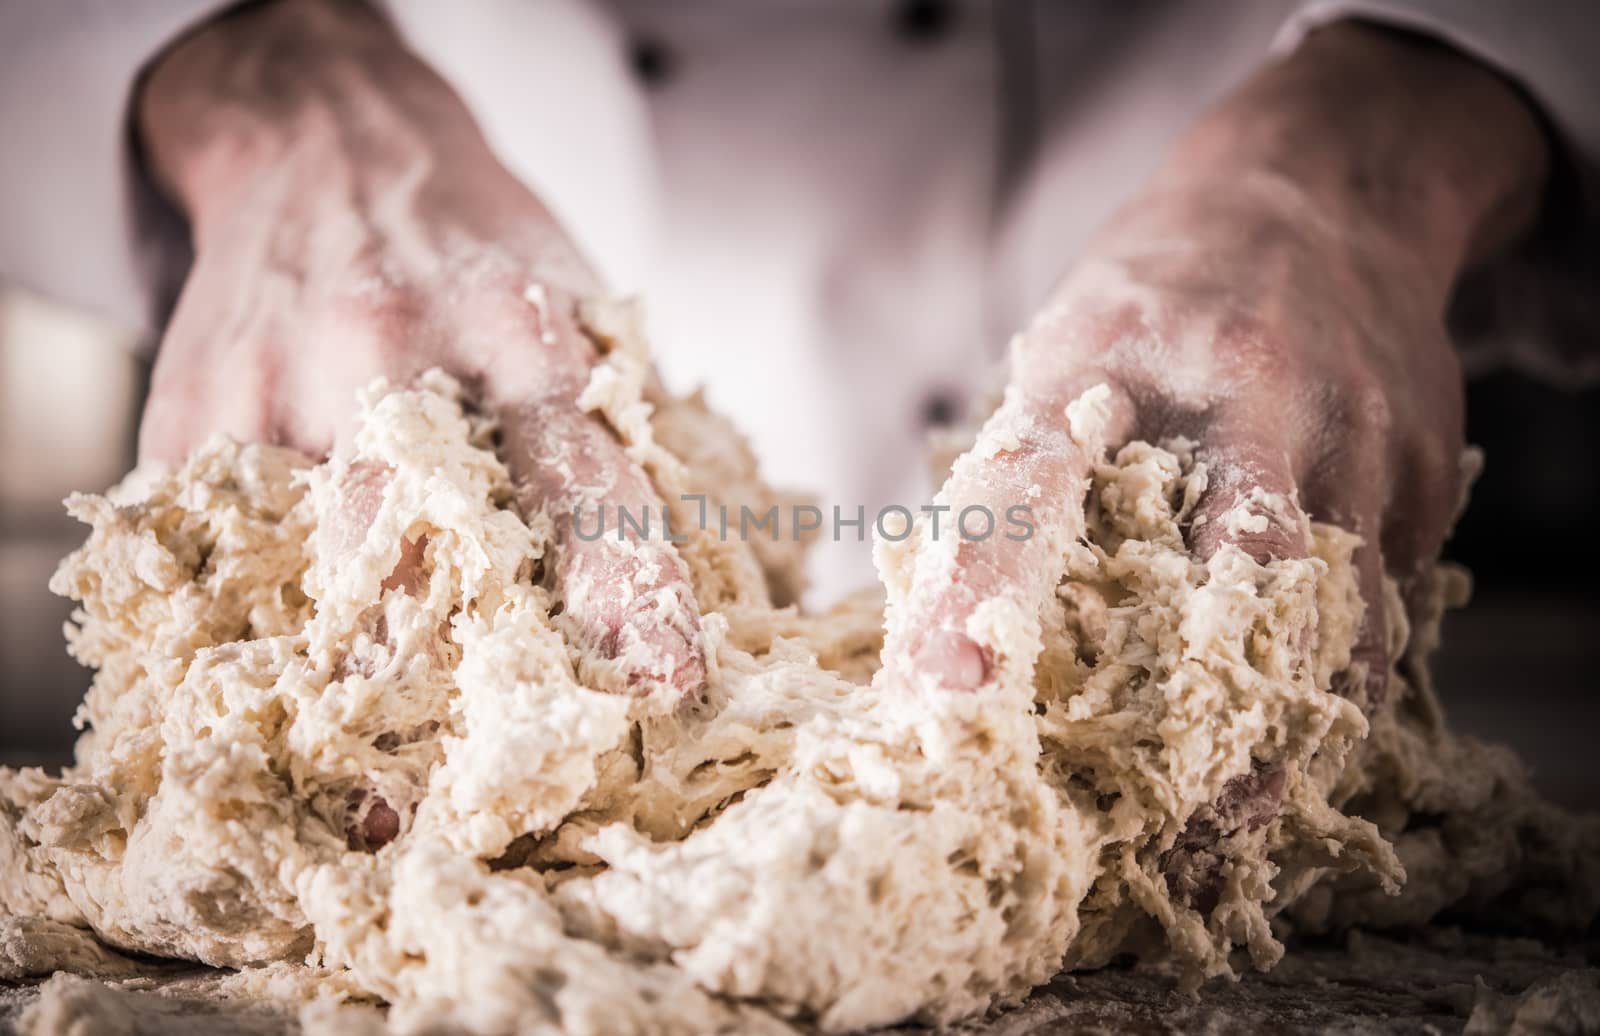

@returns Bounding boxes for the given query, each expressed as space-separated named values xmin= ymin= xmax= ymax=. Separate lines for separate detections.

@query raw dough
xmin=1 ymin=299 xmax=1594 ymax=1034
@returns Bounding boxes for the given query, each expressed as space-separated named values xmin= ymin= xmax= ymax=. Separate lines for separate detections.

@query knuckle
xmin=1316 ymin=366 xmax=1392 ymax=464
xmin=1238 ymin=522 xmax=1301 ymax=565
xmin=1410 ymin=429 xmax=1462 ymax=505
xmin=320 ymin=281 xmax=426 ymax=346
xmin=1219 ymin=312 xmax=1292 ymax=371
xmin=1343 ymin=369 xmax=1394 ymax=441
xmin=459 ymin=261 xmax=536 ymax=303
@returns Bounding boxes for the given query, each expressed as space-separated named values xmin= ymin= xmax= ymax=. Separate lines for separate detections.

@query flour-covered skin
xmin=2 ymin=305 xmax=1595 ymax=1035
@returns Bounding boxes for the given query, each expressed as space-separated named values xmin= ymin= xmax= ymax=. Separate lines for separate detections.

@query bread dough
xmin=2 ymin=300 xmax=1594 ymax=1034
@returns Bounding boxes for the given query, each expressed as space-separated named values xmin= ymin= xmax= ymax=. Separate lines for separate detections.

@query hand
xmin=137 ymin=3 xmax=705 ymax=707
xmin=886 ymin=24 xmax=1548 ymax=904
xmin=900 ymin=175 xmax=1467 ymax=707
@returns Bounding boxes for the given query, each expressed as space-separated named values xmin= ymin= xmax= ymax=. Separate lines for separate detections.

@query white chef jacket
xmin=1 ymin=0 xmax=1596 ymax=601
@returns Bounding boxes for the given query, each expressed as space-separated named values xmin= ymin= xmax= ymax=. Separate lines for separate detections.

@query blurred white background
xmin=0 ymin=284 xmax=141 ymax=765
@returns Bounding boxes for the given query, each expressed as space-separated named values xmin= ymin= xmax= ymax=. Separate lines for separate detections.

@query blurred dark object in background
xmin=1435 ymin=373 xmax=1600 ymax=810
xmin=1449 ymin=374 xmax=1600 ymax=596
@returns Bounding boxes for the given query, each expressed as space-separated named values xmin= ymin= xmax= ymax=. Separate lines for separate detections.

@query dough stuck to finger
xmin=1185 ymin=442 xmax=1310 ymax=566
xmin=4 ymin=303 xmax=1595 ymax=1034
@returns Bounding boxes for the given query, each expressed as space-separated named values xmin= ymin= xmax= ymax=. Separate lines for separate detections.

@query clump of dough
xmin=2 ymin=300 xmax=1594 ymax=1034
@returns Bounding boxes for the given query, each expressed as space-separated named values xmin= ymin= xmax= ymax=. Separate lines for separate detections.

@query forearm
xmin=1144 ymin=22 xmax=1549 ymax=306
xmin=135 ymin=0 xmax=558 ymax=259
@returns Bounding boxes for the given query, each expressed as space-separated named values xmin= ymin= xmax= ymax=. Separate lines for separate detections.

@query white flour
xmin=2 ymin=300 xmax=1593 ymax=1034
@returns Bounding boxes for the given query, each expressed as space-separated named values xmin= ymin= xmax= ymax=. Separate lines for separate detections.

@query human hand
xmin=884 ymin=24 xmax=1548 ymax=905
xmin=136 ymin=1 xmax=705 ymax=710
xmin=892 ymin=22 xmax=1548 ymax=703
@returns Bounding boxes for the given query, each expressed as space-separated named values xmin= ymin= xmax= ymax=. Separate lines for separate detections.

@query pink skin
xmin=886 ymin=26 xmax=1549 ymax=908
xmin=893 ymin=188 xmax=1466 ymax=708
xmin=325 ymin=460 xmax=424 ymax=851
xmin=136 ymin=10 xmax=1545 ymax=863
xmin=137 ymin=2 xmax=704 ymax=847
xmin=137 ymin=1 xmax=706 ymax=709
xmin=892 ymin=23 xmax=1547 ymax=707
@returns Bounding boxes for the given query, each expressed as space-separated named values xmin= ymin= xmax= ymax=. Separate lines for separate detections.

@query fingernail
xmin=913 ymin=630 xmax=990 ymax=692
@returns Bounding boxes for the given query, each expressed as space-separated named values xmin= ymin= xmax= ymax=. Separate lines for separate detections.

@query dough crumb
xmin=2 ymin=302 xmax=1594 ymax=1034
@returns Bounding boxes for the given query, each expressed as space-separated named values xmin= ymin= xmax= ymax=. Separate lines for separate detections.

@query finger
xmin=1185 ymin=417 xmax=1308 ymax=565
xmin=137 ymin=376 xmax=212 ymax=465
xmin=139 ymin=339 xmax=349 ymax=464
xmin=1380 ymin=437 xmax=1469 ymax=633
xmin=346 ymin=790 xmax=403 ymax=853
xmin=1302 ymin=479 xmax=1390 ymax=713
xmin=322 ymin=460 xmax=432 ymax=852
xmin=1342 ymin=511 xmax=1391 ymax=712
xmin=500 ymin=402 xmax=706 ymax=702
xmin=318 ymin=459 xmax=429 ymax=594
xmin=139 ymin=272 xmax=431 ymax=464
xmin=139 ymin=340 xmax=292 ymax=464
xmin=1302 ymin=437 xmax=1393 ymax=714
xmin=883 ymin=378 xmax=1134 ymax=695
xmin=1165 ymin=417 xmax=1307 ymax=916
xmin=489 ymin=296 xmax=706 ymax=703
xmin=1161 ymin=762 xmax=1286 ymax=917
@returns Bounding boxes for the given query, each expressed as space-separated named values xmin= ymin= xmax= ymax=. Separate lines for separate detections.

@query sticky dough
xmin=2 ymin=299 xmax=1595 ymax=1035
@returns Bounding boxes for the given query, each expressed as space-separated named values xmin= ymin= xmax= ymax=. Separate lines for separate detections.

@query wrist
xmin=136 ymin=0 xmax=516 ymax=245
xmin=1147 ymin=22 xmax=1548 ymax=303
